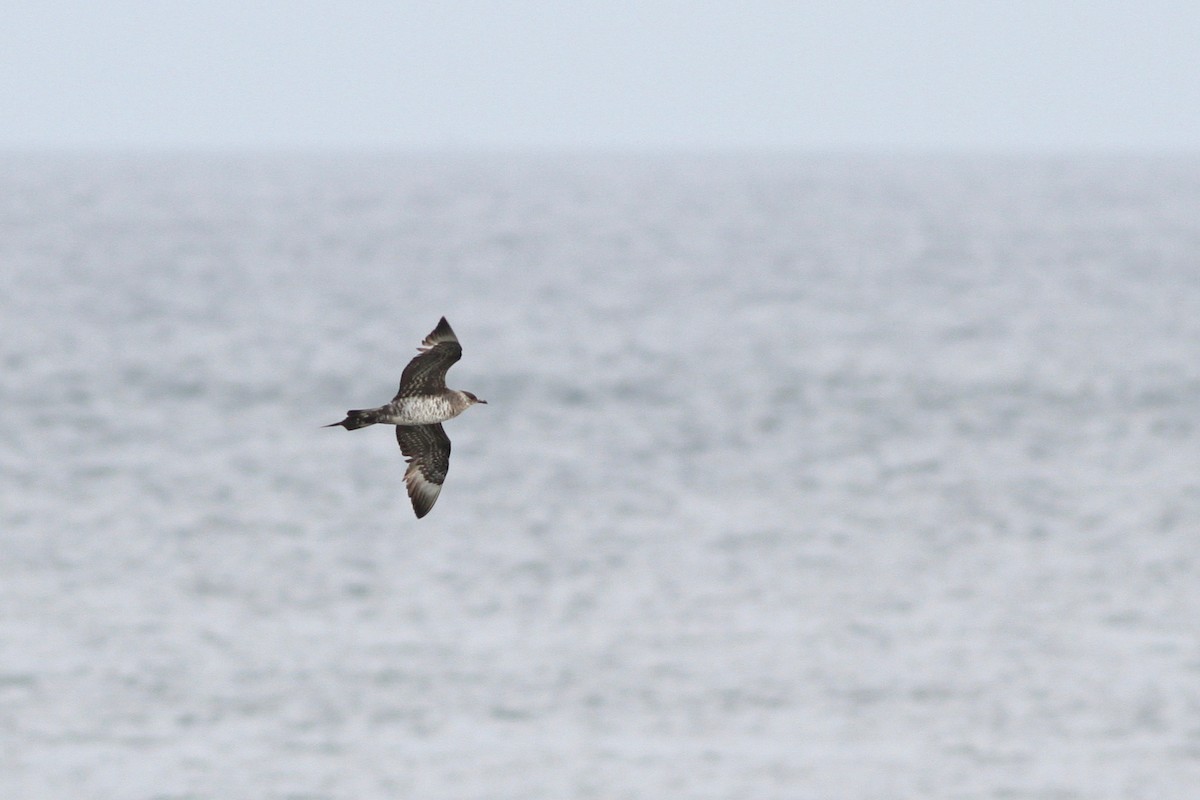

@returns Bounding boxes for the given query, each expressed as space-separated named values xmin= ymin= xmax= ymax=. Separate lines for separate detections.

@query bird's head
xmin=463 ymin=391 xmax=487 ymax=405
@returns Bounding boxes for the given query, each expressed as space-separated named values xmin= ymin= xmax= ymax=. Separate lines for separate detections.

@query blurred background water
xmin=2 ymin=153 xmax=1199 ymax=799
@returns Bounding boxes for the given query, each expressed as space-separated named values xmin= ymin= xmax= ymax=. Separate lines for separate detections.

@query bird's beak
xmin=477 ymin=398 xmax=488 ymax=404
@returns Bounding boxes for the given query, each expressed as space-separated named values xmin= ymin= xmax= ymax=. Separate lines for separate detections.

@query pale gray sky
xmin=3 ymin=1 xmax=1199 ymax=152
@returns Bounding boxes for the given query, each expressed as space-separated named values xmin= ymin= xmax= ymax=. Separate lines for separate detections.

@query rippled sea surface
xmin=2 ymin=154 xmax=1199 ymax=799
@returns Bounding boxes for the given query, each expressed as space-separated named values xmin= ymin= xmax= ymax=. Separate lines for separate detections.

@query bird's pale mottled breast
xmin=380 ymin=394 xmax=469 ymax=425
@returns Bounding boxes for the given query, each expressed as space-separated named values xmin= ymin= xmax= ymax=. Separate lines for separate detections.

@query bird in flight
xmin=325 ymin=317 xmax=487 ymax=518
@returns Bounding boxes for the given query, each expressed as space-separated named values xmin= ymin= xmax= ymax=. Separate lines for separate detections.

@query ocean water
xmin=1 ymin=153 xmax=1199 ymax=799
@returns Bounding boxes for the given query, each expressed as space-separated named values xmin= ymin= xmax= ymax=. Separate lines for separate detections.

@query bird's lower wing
xmin=395 ymin=423 xmax=452 ymax=518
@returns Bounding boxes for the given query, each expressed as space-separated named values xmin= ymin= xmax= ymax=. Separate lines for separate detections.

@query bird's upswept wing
xmin=393 ymin=317 xmax=462 ymax=399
